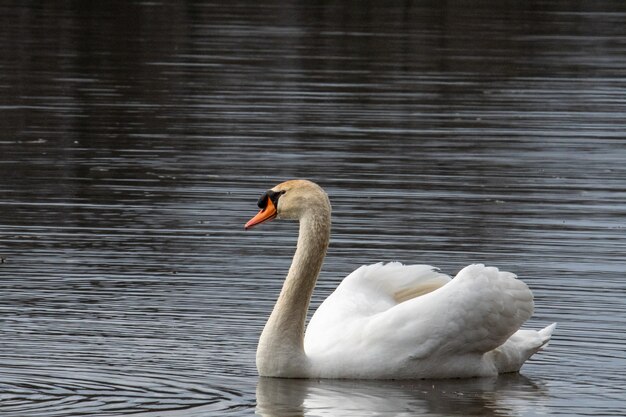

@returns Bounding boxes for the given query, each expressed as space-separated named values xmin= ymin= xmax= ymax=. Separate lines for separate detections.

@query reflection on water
xmin=1 ymin=1 xmax=626 ymax=416
xmin=257 ymin=375 xmax=550 ymax=417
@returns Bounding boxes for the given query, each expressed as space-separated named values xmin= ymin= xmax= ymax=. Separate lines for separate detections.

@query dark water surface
xmin=1 ymin=1 xmax=625 ymax=416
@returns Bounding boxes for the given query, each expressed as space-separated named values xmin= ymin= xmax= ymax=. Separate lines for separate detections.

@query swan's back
xmin=305 ymin=263 xmax=542 ymax=379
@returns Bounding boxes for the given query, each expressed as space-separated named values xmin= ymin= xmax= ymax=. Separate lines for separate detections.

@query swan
xmin=244 ymin=179 xmax=556 ymax=379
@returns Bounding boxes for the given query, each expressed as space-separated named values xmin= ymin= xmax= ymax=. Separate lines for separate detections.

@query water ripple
xmin=2 ymin=1 xmax=626 ymax=416
xmin=0 ymin=362 xmax=252 ymax=417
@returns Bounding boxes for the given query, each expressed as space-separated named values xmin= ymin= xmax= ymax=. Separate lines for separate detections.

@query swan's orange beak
xmin=244 ymin=198 xmax=277 ymax=230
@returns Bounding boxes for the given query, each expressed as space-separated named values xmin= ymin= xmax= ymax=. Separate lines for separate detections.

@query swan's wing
xmin=313 ymin=262 xmax=451 ymax=319
xmin=370 ymin=264 xmax=534 ymax=358
xmin=305 ymin=263 xmax=533 ymax=366
xmin=305 ymin=262 xmax=450 ymax=352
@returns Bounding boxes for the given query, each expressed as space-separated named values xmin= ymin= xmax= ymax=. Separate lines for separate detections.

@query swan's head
xmin=244 ymin=179 xmax=330 ymax=230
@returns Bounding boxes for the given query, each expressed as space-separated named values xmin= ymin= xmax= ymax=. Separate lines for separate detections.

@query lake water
xmin=1 ymin=1 xmax=625 ymax=416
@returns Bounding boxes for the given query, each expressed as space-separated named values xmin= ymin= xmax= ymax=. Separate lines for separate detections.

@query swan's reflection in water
xmin=256 ymin=373 xmax=549 ymax=416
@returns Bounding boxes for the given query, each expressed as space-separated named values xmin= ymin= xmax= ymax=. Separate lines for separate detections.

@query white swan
xmin=245 ymin=179 xmax=556 ymax=379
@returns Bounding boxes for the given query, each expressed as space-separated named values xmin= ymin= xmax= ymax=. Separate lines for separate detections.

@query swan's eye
xmin=257 ymin=190 xmax=285 ymax=209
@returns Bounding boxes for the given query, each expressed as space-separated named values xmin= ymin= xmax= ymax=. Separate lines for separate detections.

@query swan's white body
xmin=246 ymin=180 xmax=555 ymax=379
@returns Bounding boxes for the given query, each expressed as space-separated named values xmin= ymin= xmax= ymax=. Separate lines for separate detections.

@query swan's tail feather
xmin=490 ymin=323 xmax=557 ymax=374
xmin=537 ymin=322 xmax=557 ymax=349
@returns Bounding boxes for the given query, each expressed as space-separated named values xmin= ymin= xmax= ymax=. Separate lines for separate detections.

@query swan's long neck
xmin=256 ymin=210 xmax=330 ymax=377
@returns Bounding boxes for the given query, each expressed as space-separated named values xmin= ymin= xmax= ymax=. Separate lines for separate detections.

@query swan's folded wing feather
xmin=306 ymin=263 xmax=533 ymax=368
xmin=305 ymin=262 xmax=450 ymax=354
xmin=371 ymin=264 xmax=534 ymax=359
xmin=304 ymin=263 xmax=536 ymax=379
xmin=329 ymin=262 xmax=451 ymax=314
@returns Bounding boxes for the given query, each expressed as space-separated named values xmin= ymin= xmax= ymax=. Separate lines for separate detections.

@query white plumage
xmin=306 ymin=262 xmax=552 ymax=378
xmin=245 ymin=180 xmax=556 ymax=379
